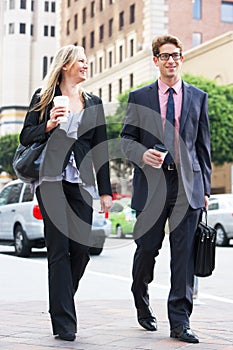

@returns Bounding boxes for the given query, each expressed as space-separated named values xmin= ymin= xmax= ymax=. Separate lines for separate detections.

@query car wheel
xmin=89 ymin=247 xmax=103 ymax=255
xmin=215 ymin=224 xmax=229 ymax=247
xmin=14 ymin=225 xmax=31 ymax=257
xmin=116 ymin=225 xmax=124 ymax=238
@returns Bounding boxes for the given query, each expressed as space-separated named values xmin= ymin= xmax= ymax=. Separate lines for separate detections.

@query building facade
xmin=60 ymin=0 xmax=233 ymax=107
xmin=59 ymin=0 xmax=233 ymax=194
xmin=0 ymin=0 xmax=60 ymax=136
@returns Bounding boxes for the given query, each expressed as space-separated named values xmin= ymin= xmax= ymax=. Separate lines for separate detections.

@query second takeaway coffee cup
xmin=53 ymin=96 xmax=69 ymax=123
xmin=153 ymin=144 xmax=168 ymax=168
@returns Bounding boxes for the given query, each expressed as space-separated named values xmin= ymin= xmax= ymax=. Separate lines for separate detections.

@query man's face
xmin=153 ymin=43 xmax=184 ymax=82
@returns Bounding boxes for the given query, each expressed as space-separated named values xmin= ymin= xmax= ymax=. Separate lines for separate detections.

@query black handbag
xmin=194 ymin=208 xmax=217 ymax=277
xmin=13 ymin=141 xmax=47 ymax=183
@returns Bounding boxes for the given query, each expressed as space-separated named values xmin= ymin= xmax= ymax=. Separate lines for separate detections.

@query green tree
xmin=107 ymin=74 xmax=233 ymax=166
xmin=0 ymin=134 xmax=19 ymax=177
xmin=182 ymin=73 xmax=233 ymax=165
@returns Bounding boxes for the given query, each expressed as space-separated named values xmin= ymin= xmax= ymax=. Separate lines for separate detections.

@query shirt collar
xmin=158 ymin=78 xmax=182 ymax=95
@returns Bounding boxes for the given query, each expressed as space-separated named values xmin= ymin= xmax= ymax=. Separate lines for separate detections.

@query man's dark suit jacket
xmin=121 ymin=80 xmax=212 ymax=211
xmin=20 ymin=86 xmax=112 ymax=197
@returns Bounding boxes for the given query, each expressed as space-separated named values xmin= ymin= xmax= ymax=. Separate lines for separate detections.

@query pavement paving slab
xmin=0 ymin=299 xmax=233 ymax=350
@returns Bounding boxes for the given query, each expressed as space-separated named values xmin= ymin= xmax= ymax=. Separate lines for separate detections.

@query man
xmin=121 ymin=34 xmax=211 ymax=343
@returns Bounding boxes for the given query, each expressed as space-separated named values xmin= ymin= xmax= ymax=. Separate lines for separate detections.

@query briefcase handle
xmin=200 ymin=207 xmax=208 ymax=225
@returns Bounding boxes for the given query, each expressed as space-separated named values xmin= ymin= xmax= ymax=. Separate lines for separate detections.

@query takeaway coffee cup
xmin=153 ymin=144 xmax=168 ymax=168
xmin=53 ymin=96 xmax=69 ymax=123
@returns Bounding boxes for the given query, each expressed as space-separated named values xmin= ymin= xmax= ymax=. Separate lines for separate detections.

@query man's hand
xmin=142 ymin=148 xmax=164 ymax=168
xmin=204 ymin=195 xmax=209 ymax=210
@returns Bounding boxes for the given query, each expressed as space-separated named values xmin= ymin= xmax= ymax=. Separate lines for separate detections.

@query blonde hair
xmin=32 ymin=45 xmax=87 ymax=120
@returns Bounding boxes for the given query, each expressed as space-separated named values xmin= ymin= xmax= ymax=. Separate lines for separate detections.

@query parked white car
xmin=208 ymin=194 xmax=233 ymax=246
xmin=0 ymin=179 xmax=112 ymax=257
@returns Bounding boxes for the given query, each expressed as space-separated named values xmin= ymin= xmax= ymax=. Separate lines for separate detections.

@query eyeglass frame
xmin=155 ymin=52 xmax=182 ymax=61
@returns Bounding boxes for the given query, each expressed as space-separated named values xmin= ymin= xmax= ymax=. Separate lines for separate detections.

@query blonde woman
xmin=20 ymin=45 xmax=112 ymax=341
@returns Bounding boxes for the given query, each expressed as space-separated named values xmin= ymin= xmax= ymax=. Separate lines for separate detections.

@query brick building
xmin=60 ymin=0 xmax=233 ymax=106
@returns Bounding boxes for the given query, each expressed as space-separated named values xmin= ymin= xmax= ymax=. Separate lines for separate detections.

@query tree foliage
xmin=0 ymin=134 xmax=19 ymax=177
xmin=0 ymin=75 xmax=232 ymax=183
xmin=107 ymin=74 xmax=233 ymax=167
xmin=182 ymin=73 xmax=233 ymax=165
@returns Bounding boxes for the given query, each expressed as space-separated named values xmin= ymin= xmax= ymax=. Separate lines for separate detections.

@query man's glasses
xmin=156 ymin=52 xmax=182 ymax=61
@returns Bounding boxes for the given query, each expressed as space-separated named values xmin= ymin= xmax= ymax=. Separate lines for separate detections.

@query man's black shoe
xmin=170 ymin=325 xmax=199 ymax=343
xmin=137 ymin=306 xmax=157 ymax=331
xmin=56 ymin=332 xmax=76 ymax=341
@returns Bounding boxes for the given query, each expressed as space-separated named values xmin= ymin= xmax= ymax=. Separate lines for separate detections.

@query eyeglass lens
xmin=158 ymin=53 xmax=181 ymax=61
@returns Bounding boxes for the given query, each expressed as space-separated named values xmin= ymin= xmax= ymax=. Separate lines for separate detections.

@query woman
xmin=20 ymin=45 xmax=112 ymax=341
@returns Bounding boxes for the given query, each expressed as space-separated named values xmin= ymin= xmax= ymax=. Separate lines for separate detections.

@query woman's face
xmin=63 ymin=51 xmax=88 ymax=83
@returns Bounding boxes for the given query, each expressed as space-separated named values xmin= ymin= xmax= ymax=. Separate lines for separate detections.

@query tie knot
xmin=168 ymin=87 xmax=174 ymax=95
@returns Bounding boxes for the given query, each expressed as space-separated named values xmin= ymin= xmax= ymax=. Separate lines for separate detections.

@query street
xmin=0 ymin=236 xmax=233 ymax=350
xmin=0 ymin=235 xmax=232 ymax=303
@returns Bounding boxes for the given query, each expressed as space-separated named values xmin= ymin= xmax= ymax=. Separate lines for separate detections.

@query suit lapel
xmin=148 ymin=81 xmax=161 ymax=114
xmin=147 ymin=82 xmax=163 ymax=140
xmin=180 ymin=82 xmax=192 ymax=135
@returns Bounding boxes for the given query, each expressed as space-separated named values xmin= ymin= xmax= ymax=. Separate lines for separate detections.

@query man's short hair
xmin=152 ymin=34 xmax=183 ymax=57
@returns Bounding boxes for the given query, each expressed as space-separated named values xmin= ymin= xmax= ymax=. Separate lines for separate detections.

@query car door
xmin=0 ymin=185 xmax=12 ymax=239
xmin=0 ymin=182 xmax=23 ymax=239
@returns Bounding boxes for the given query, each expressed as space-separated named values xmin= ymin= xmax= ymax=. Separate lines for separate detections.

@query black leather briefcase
xmin=194 ymin=209 xmax=216 ymax=277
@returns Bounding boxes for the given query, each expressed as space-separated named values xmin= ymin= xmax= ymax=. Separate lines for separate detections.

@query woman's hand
xmin=45 ymin=106 xmax=67 ymax=132
xmin=99 ymin=194 xmax=112 ymax=214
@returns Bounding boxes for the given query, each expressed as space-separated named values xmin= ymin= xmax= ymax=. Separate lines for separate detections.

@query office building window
xmin=109 ymin=51 xmax=112 ymax=68
xmin=30 ymin=24 xmax=34 ymax=36
xmin=90 ymin=62 xmax=94 ymax=77
xmin=108 ymin=84 xmax=112 ymax=102
xmin=51 ymin=1 xmax=55 ymax=12
xmin=9 ymin=0 xmax=15 ymax=9
xmin=44 ymin=25 xmax=49 ymax=36
xmin=130 ymin=4 xmax=135 ymax=24
xmin=221 ymin=1 xmax=233 ymax=22
xmin=43 ymin=56 xmax=48 ymax=78
xmin=91 ymin=1 xmax=95 ymax=17
xmin=51 ymin=26 xmax=55 ymax=37
xmin=31 ymin=0 xmax=34 ymax=11
xmin=130 ymin=39 xmax=134 ymax=57
xmin=192 ymin=32 xmax=202 ymax=47
xmin=109 ymin=18 xmax=113 ymax=37
xmin=119 ymin=11 xmax=124 ymax=30
xmin=82 ymin=36 xmax=86 ymax=49
xmin=99 ymin=24 xmax=104 ymax=42
xmin=66 ymin=20 xmax=70 ymax=35
xmin=119 ymin=45 xmax=123 ymax=62
xmin=82 ymin=7 xmax=86 ymax=24
xmin=74 ymin=14 xmax=78 ymax=29
xmin=9 ymin=23 xmax=15 ymax=34
xmin=99 ymin=57 xmax=103 ymax=73
xmin=20 ymin=0 xmax=26 ymax=9
xmin=99 ymin=88 xmax=102 ymax=99
xmin=90 ymin=31 xmax=95 ymax=48
xmin=44 ymin=1 xmax=49 ymax=11
xmin=19 ymin=23 xmax=26 ymax=34
xmin=119 ymin=78 xmax=122 ymax=94
xmin=130 ymin=73 xmax=134 ymax=88
xmin=100 ymin=0 xmax=103 ymax=11
xmin=192 ymin=0 xmax=201 ymax=19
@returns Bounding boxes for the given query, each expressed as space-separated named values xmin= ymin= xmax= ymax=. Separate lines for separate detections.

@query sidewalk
xmin=0 ymin=297 xmax=233 ymax=350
